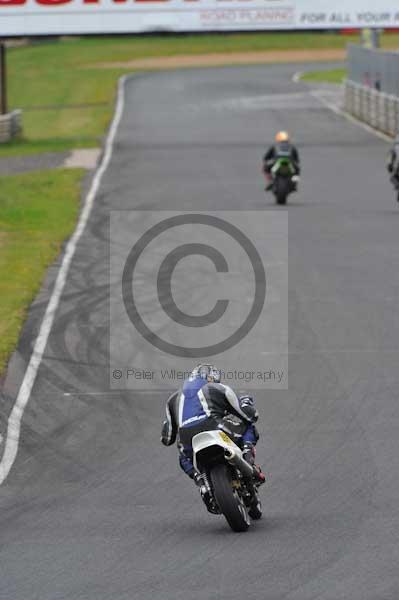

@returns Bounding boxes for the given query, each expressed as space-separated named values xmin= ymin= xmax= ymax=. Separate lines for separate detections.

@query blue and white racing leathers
xmin=161 ymin=376 xmax=259 ymax=478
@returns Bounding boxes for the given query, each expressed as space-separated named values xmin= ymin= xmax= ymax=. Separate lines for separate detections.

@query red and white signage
xmin=0 ymin=0 xmax=398 ymax=35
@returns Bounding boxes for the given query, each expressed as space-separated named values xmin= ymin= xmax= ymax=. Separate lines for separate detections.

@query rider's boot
xmin=243 ymin=445 xmax=266 ymax=486
xmin=264 ymin=173 xmax=273 ymax=191
xmin=292 ymin=175 xmax=300 ymax=192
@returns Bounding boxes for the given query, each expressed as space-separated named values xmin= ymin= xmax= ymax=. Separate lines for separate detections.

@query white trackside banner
xmin=0 ymin=0 xmax=398 ymax=36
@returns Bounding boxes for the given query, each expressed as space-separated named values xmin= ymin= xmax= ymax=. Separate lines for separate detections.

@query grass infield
xmin=301 ymin=68 xmax=347 ymax=84
xmin=0 ymin=169 xmax=84 ymax=375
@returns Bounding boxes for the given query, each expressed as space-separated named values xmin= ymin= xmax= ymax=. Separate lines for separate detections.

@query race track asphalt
xmin=1 ymin=63 xmax=399 ymax=600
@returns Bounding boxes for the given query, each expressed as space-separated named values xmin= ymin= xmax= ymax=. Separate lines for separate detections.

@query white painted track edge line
xmin=0 ymin=75 xmax=128 ymax=485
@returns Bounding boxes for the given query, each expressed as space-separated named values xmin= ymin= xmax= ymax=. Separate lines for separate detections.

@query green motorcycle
xmin=270 ymin=157 xmax=298 ymax=205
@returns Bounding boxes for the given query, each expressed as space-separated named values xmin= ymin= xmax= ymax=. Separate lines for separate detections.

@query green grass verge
xmin=0 ymin=168 xmax=84 ymax=375
xmin=301 ymin=68 xmax=347 ymax=84
xmin=4 ymin=32 xmax=399 ymax=157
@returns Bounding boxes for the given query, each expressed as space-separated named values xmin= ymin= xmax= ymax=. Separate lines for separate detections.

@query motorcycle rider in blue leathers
xmin=161 ymin=364 xmax=265 ymax=511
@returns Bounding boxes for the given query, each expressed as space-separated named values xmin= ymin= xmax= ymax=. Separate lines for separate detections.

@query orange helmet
xmin=275 ymin=131 xmax=290 ymax=143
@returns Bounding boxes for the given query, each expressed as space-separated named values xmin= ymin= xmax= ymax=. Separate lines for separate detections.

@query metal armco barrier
xmin=344 ymin=80 xmax=399 ymax=137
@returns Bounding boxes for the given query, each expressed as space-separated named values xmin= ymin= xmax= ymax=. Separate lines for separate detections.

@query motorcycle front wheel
xmin=210 ymin=464 xmax=250 ymax=532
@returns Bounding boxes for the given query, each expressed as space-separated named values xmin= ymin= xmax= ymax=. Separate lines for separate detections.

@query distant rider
xmin=387 ymin=134 xmax=399 ymax=190
xmin=161 ymin=364 xmax=265 ymax=511
xmin=263 ymin=131 xmax=300 ymax=191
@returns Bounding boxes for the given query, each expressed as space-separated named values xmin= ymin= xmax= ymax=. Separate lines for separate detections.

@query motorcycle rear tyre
xmin=210 ymin=464 xmax=250 ymax=532
xmin=274 ymin=177 xmax=289 ymax=205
